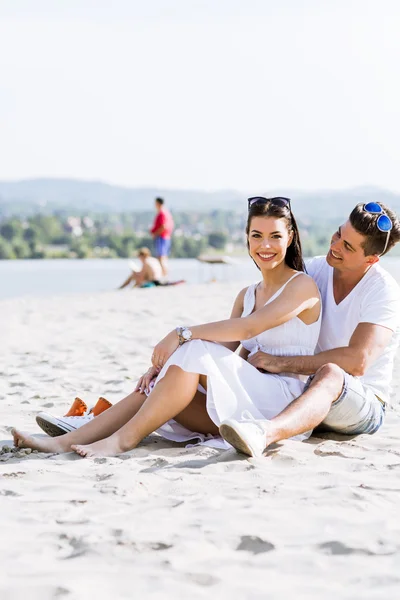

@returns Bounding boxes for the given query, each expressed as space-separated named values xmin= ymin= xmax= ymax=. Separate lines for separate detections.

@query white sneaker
xmin=35 ymin=412 xmax=95 ymax=437
xmin=219 ymin=411 xmax=268 ymax=458
xmin=36 ymin=397 xmax=112 ymax=437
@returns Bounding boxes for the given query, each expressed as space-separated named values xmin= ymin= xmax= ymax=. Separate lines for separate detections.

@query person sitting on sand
xmin=219 ymin=201 xmax=400 ymax=457
xmin=13 ymin=197 xmax=322 ymax=457
xmin=118 ymin=247 xmax=163 ymax=289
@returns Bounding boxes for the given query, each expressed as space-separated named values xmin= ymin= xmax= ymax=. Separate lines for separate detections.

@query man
xmin=220 ymin=201 xmax=400 ymax=457
xmin=118 ymin=247 xmax=163 ymax=289
xmin=150 ymin=197 xmax=174 ymax=277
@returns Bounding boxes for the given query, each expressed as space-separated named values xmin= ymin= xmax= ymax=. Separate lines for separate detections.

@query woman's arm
xmin=152 ymin=275 xmax=319 ymax=367
xmin=188 ymin=275 xmax=319 ymax=344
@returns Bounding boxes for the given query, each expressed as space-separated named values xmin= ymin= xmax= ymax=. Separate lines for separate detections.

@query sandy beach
xmin=1 ymin=282 xmax=400 ymax=600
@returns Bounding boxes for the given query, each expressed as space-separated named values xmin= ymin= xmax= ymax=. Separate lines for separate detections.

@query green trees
xmin=0 ymin=212 xmax=216 ymax=259
xmin=171 ymin=236 xmax=207 ymax=258
xmin=0 ymin=210 xmax=351 ymax=260
xmin=0 ymin=238 xmax=15 ymax=259
xmin=208 ymin=231 xmax=228 ymax=250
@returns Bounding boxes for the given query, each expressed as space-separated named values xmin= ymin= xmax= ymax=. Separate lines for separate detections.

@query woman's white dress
xmin=154 ymin=273 xmax=321 ymax=447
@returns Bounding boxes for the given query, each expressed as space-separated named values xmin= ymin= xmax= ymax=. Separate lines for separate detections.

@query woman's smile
xmin=256 ymin=251 xmax=277 ymax=261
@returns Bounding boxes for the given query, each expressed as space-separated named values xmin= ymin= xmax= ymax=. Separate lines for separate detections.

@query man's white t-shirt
xmin=306 ymin=256 xmax=400 ymax=403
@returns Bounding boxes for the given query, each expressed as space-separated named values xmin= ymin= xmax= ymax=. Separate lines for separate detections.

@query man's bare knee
xmin=310 ymin=363 xmax=344 ymax=400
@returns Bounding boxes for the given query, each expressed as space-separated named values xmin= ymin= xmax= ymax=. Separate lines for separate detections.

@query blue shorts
xmin=305 ymin=369 xmax=385 ymax=435
xmin=154 ymin=237 xmax=171 ymax=257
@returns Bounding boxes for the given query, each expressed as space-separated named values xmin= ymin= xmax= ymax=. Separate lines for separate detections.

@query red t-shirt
xmin=150 ymin=209 xmax=174 ymax=239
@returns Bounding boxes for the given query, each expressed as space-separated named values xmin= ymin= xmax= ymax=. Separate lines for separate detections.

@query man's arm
xmin=118 ymin=273 xmax=135 ymax=289
xmin=150 ymin=213 xmax=166 ymax=237
xmin=248 ymin=322 xmax=393 ymax=377
xmin=152 ymin=224 xmax=166 ymax=237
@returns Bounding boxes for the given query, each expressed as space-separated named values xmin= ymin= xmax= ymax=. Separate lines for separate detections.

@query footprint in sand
xmin=236 ymin=535 xmax=275 ymax=555
xmin=318 ymin=540 xmax=395 ymax=556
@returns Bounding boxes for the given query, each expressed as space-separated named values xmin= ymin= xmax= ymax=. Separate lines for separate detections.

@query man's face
xmin=327 ymin=220 xmax=376 ymax=272
xmin=155 ymin=200 xmax=162 ymax=211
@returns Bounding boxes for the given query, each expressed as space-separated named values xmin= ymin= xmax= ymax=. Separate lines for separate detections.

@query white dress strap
xmin=242 ymin=272 xmax=305 ymax=317
xmin=264 ymin=271 xmax=305 ymax=305
xmin=279 ymin=271 xmax=303 ymax=290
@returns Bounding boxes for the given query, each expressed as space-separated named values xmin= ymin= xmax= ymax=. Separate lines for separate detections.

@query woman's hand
xmin=134 ymin=365 xmax=160 ymax=394
xmin=151 ymin=330 xmax=180 ymax=369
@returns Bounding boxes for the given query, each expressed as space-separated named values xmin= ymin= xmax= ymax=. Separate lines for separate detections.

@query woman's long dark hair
xmin=246 ymin=200 xmax=305 ymax=272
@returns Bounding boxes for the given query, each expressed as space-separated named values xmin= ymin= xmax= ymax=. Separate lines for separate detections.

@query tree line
xmin=0 ymin=210 xmax=347 ymax=260
xmin=0 ymin=213 xmax=231 ymax=259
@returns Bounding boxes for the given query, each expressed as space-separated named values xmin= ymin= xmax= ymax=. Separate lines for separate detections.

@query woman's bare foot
xmin=12 ymin=428 xmax=71 ymax=454
xmin=72 ymin=435 xmax=129 ymax=458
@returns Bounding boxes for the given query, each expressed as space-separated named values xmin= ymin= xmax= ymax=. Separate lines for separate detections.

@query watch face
xmin=182 ymin=329 xmax=191 ymax=340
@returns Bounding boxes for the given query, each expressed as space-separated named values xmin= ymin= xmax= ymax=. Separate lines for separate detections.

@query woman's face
xmin=248 ymin=216 xmax=293 ymax=271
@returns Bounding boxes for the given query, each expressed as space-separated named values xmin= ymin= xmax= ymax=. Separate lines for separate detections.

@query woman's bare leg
xmin=12 ymin=389 xmax=148 ymax=453
xmin=173 ymin=374 xmax=216 ymax=433
xmin=73 ymin=367 xmax=215 ymax=457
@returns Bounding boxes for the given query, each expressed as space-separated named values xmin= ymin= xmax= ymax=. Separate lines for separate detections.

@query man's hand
xmin=247 ymin=351 xmax=285 ymax=374
xmin=151 ymin=330 xmax=180 ymax=369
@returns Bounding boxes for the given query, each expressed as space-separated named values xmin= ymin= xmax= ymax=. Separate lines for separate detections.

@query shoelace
xmin=240 ymin=410 xmax=266 ymax=435
xmin=61 ymin=412 xmax=95 ymax=424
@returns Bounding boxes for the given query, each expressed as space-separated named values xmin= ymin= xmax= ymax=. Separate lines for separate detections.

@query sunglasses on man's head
xmin=248 ymin=196 xmax=291 ymax=211
xmin=363 ymin=202 xmax=392 ymax=256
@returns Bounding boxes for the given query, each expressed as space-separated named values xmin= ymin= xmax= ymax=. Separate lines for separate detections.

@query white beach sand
xmin=1 ymin=283 xmax=400 ymax=600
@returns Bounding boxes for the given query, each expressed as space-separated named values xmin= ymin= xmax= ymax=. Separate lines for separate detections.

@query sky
xmin=0 ymin=0 xmax=399 ymax=193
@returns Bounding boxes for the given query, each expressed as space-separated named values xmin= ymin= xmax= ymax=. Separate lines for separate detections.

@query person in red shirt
xmin=150 ymin=197 xmax=174 ymax=277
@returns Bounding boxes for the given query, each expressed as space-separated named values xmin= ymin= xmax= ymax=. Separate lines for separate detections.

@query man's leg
xmin=262 ymin=363 xmax=344 ymax=445
xmin=158 ymin=255 xmax=168 ymax=277
xmin=220 ymin=363 xmax=344 ymax=456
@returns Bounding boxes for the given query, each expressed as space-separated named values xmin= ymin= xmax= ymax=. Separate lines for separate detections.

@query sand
xmin=1 ymin=283 xmax=400 ymax=600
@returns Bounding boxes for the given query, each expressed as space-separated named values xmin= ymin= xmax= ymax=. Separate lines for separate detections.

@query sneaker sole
xmin=36 ymin=416 xmax=73 ymax=437
xmin=219 ymin=423 xmax=255 ymax=457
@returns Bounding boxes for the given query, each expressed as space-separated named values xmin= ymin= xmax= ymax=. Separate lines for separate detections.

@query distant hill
xmin=1 ymin=178 xmax=399 ymax=221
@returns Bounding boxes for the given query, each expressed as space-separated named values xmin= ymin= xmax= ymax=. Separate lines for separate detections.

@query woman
xmin=13 ymin=197 xmax=321 ymax=458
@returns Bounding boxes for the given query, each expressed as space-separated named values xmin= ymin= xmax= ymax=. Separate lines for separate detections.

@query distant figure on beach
xmin=150 ymin=197 xmax=174 ymax=277
xmin=118 ymin=247 xmax=163 ymax=289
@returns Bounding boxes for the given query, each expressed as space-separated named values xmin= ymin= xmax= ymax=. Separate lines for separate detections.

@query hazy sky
xmin=0 ymin=0 xmax=399 ymax=193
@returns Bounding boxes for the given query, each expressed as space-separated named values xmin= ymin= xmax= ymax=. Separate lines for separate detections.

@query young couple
xmin=13 ymin=197 xmax=400 ymax=458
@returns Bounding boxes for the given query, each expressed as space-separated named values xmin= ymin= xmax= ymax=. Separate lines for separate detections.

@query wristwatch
xmin=176 ymin=326 xmax=193 ymax=345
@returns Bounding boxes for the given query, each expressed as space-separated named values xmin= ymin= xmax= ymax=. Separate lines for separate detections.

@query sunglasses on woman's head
xmin=247 ymin=196 xmax=291 ymax=211
xmin=363 ymin=202 xmax=393 ymax=256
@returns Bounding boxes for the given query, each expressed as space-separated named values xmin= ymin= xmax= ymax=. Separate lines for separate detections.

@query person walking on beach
xmin=12 ymin=197 xmax=322 ymax=457
xmin=150 ymin=197 xmax=174 ymax=277
xmin=219 ymin=201 xmax=400 ymax=457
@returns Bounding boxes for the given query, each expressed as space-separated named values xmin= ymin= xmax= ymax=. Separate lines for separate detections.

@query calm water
xmin=0 ymin=257 xmax=261 ymax=300
xmin=2 ymin=257 xmax=400 ymax=300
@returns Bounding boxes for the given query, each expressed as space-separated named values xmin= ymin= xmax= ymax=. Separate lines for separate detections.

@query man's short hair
xmin=137 ymin=247 xmax=151 ymax=258
xmin=155 ymin=197 xmax=165 ymax=205
xmin=350 ymin=202 xmax=400 ymax=256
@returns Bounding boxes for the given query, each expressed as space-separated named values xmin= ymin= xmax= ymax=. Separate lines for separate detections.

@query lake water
xmin=2 ymin=257 xmax=400 ymax=300
xmin=0 ymin=257 xmax=262 ymax=300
